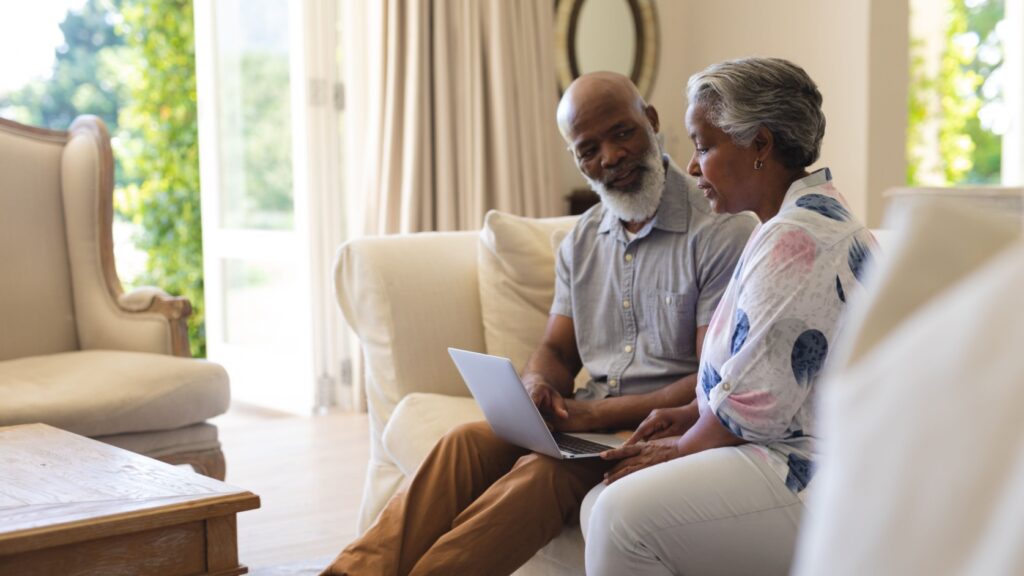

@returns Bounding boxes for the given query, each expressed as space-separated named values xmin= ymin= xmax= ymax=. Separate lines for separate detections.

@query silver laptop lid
xmin=447 ymin=348 xmax=564 ymax=459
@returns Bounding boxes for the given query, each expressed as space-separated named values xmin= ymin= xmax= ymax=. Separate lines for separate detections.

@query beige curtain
xmin=344 ymin=0 xmax=562 ymax=235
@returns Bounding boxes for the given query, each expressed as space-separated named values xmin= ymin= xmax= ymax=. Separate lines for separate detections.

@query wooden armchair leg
xmin=160 ymin=448 xmax=227 ymax=481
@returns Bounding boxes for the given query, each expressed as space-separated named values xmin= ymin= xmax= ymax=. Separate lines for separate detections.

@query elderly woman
xmin=584 ymin=57 xmax=877 ymax=575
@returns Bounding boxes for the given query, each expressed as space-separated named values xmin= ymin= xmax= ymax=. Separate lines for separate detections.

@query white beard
xmin=583 ymin=133 xmax=666 ymax=224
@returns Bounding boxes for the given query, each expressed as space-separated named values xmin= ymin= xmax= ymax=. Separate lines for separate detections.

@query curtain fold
xmin=348 ymin=0 xmax=562 ymax=235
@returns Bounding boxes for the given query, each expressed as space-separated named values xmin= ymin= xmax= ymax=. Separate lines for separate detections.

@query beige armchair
xmin=0 ymin=115 xmax=230 ymax=479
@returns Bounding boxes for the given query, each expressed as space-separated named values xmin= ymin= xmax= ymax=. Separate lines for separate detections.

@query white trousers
xmin=582 ymin=446 xmax=805 ymax=576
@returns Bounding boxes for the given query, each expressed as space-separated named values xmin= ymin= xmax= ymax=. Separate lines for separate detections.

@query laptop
xmin=448 ymin=347 xmax=624 ymax=459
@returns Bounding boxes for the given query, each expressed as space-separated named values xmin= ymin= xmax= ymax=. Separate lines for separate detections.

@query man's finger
xmin=551 ymin=394 xmax=569 ymax=419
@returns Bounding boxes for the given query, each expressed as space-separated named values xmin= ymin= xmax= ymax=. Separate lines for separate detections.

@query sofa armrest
xmin=335 ymin=231 xmax=486 ymax=426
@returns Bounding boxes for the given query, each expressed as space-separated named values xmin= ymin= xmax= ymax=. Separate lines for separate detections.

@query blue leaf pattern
xmin=730 ymin=308 xmax=750 ymax=355
xmin=835 ymin=275 xmax=845 ymax=303
xmin=791 ymin=329 xmax=828 ymax=387
xmin=848 ymin=237 xmax=872 ymax=283
xmin=796 ymin=194 xmax=851 ymax=222
xmin=785 ymin=453 xmax=815 ymax=492
xmin=700 ymin=363 xmax=722 ymax=396
xmin=716 ymin=409 xmax=746 ymax=439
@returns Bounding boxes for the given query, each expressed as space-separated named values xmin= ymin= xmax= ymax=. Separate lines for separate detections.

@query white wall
xmin=559 ymin=0 xmax=909 ymax=227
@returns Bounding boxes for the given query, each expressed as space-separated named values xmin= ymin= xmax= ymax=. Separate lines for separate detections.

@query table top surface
xmin=0 ymin=423 xmax=259 ymax=553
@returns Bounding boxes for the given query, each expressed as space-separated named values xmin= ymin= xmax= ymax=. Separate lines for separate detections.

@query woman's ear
xmin=753 ymin=126 xmax=774 ymax=157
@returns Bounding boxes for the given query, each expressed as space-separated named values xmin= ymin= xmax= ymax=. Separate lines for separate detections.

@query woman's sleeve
xmin=705 ymin=224 xmax=836 ymax=442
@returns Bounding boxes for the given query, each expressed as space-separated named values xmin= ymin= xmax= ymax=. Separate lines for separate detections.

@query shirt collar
xmin=597 ymin=155 xmax=690 ymax=237
xmin=785 ymin=167 xmax=832 ymax=198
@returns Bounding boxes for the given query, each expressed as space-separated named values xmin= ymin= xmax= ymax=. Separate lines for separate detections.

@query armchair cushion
xmin=0 ymin=350 xmax=229 ymax=438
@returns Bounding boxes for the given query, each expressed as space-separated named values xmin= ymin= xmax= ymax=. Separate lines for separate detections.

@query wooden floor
xmin=211 ymin=404 xmax=370 ymax=569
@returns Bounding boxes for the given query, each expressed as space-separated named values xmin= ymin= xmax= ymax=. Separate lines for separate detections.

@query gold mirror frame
xmin=555 ymin=0 xmax=660 ymax=99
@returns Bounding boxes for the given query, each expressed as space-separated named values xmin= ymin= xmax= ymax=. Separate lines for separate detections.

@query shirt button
xmin=609 ymin=379 xmax=618 ymax=387
xmin=722 ymin=382 xmax=732 ymax=392
xmin=625 ymin=253 xmax=633 ymax=262
xmin=623 ymin=300 xmax=631 ymax=309
xmin=624 ymin=344 xmax=633 ymax=353
xmin=665 ymin=296 xmax=671 ymax=305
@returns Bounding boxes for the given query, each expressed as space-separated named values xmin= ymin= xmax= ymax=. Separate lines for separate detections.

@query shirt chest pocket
xmin=642 ymin=290 xmax=696 ymax=360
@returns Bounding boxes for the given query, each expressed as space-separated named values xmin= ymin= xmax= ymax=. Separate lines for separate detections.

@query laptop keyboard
xmin=553 ymin=432 xmax=613 ymax=455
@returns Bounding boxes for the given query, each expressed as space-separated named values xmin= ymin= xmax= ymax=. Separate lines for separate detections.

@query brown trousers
xmin=322 ymin=421 xmax=610 ymax=576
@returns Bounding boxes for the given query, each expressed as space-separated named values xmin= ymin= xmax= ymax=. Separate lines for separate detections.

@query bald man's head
xmin=557 ymin=72 xmax=653 ymax=142
xmin=556 ymin=72 xmax=666 ymax=224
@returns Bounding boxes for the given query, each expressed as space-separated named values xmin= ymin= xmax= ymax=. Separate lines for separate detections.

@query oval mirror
xmin=555 ymin=0 xmax=659 ymax=99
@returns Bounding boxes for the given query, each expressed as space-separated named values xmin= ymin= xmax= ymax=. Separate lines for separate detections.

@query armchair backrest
xmin=0 ymin=119 xmax=79 ymax=360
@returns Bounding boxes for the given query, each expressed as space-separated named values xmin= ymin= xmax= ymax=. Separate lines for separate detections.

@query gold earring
xmin=754 ymin=159 xmax=764 ymax=170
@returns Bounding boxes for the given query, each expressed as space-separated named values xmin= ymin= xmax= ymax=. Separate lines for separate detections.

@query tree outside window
xmin=908 ymin=0 xmax=1005 ymax=186
xmin=2 ymin=0 xmax=203 ymax=356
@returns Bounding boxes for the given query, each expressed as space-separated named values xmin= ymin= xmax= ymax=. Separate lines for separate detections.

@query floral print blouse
xmin=697 ymin=168 xmax=876 ymax=495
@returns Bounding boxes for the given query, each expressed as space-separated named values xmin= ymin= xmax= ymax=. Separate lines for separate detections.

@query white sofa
xmin=335 ymin=211 xmax=586 ymax=574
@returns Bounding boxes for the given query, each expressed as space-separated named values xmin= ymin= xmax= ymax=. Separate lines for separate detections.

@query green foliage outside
xmin=0 ymin=0 xmax=205 ymax=356
xmin=960 ymin=0 xmax=1003 ymax=183
xmin=906 ymin=37 xmax=932 ymax=185
xmin=222 ymin=53 xmax=294 ymax=230
xmin=117 ymin=0 xmax=204 ymax=356
xmin=907 ymin=0 xmax=1004 ymax=186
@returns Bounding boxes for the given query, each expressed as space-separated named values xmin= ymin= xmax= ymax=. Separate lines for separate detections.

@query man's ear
xmin=754 ymin=126 xmax=774 ymax=158
xmin=645 ymin=105 xmax=660 ymax=134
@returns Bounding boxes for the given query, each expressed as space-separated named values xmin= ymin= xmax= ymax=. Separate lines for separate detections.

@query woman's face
xmin=685 ymin=103 xmax=761 ymax=215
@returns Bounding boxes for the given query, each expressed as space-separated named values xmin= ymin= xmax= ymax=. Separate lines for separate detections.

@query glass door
xmin=194 ymin=0 xmax=347 ymax=413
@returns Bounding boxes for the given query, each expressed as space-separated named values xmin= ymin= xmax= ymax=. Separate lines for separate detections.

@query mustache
xmin=602 ymin=163 xmax=644 ymax=186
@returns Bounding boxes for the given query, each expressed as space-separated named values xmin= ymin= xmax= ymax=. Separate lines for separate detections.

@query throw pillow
xmin=478 ymin=210 xmax=577 ymax=372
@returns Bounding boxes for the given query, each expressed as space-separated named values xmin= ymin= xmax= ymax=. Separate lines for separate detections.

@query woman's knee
xmin=588 ymin=474 xmax=665 ymax=544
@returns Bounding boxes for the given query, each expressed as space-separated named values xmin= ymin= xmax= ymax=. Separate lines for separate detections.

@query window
xmin=907 ymin=0 xmax=1007 ymax=185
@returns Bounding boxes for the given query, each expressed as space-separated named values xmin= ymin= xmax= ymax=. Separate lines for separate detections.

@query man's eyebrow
xmin=605 ymin=122 xmax=631 ymax=135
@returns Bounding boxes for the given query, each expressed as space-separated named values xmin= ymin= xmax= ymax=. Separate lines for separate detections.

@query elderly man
xmin=323 ymin=72 xmax=756 ymax=576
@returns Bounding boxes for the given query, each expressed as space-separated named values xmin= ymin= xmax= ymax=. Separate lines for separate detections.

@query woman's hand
xmin=626 ymin=405 xmax=697 ymax=445
xmin=600 ymin=436 xmax=681 ymax=484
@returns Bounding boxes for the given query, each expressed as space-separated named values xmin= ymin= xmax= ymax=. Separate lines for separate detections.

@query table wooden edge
xmin=0 ymin=491 xmax=261 ymax=556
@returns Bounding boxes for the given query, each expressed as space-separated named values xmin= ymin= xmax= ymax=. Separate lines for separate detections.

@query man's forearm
xmin=522 ymin=343 xmax=579 ymax=397
xmin=588 ymin=372 xmax=699 ymax=430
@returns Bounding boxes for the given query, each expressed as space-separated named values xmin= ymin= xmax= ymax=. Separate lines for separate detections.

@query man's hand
xmin=600 ymin=436 xmax=680 ymax=484
xmin=527 ymin=380 xmax=569 ymax=425
xmin=625 ymin=404 xmax=697 ymax=445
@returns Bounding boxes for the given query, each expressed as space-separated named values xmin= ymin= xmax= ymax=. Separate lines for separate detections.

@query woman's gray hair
xmin=687 ymin=57 xmax=825 ymax=169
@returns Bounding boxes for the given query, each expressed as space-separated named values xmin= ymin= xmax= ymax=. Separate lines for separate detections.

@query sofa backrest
xmin=0 ymin=120 xmax=79 ymax=360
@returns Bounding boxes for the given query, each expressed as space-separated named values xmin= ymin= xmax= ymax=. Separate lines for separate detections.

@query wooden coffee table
xmin=0 ymin=423 xmax=261 ymax=575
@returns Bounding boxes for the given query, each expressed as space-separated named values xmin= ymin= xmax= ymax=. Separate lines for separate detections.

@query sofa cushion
xmin=0 ymin=350 xmax=229 ymax=437
xmin=793 ymin=199 xmax=1024 ymax=575
xmin=478 ymin=210 xmax=578 ymax=371
xmin=382 ymin=392 xmax=484 ymax=476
